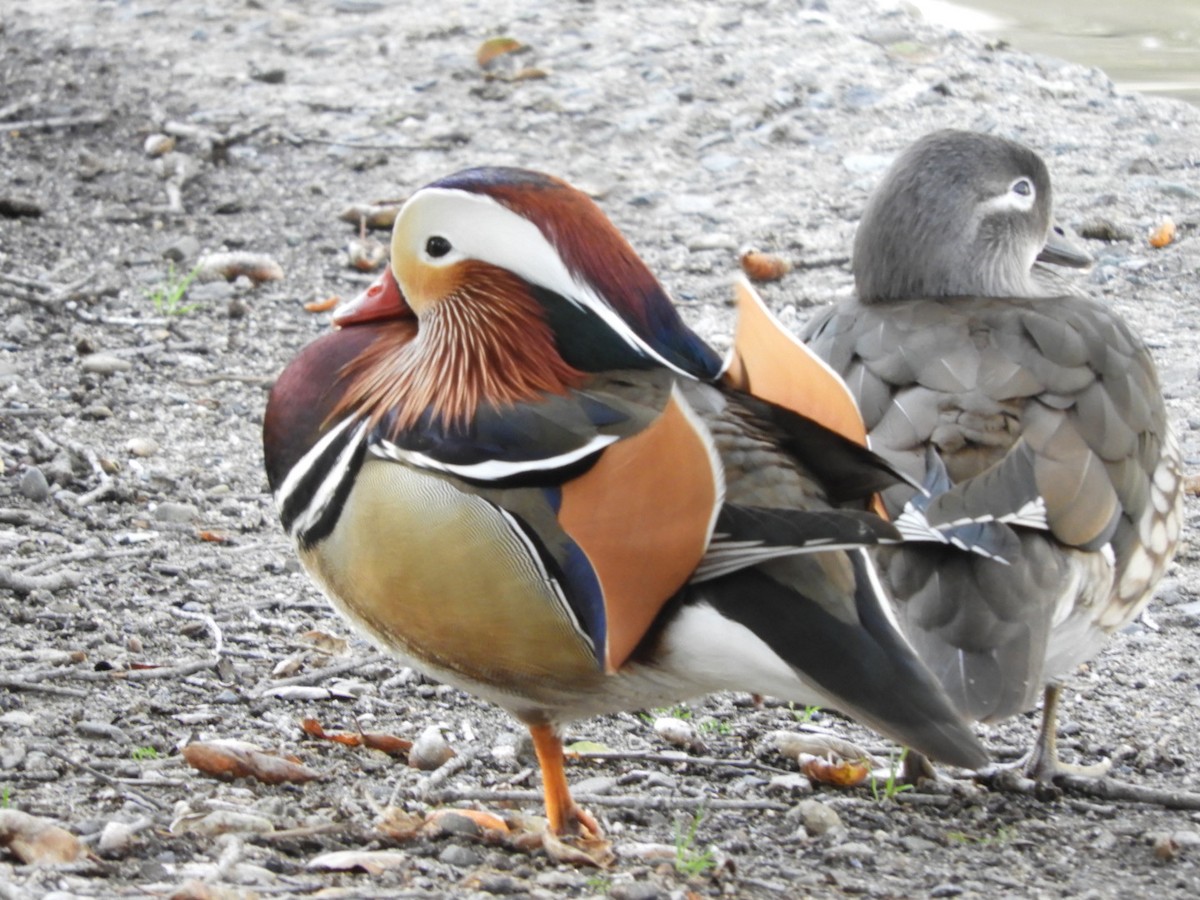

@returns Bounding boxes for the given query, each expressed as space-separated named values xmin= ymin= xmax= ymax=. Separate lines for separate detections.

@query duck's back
xmin=804 ymin=292 xmax=1183 ymax=722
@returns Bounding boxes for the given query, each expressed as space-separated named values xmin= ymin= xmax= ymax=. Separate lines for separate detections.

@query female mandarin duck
xmin=263 ymin=166 xmax=987 ymax=841
xmin=802 ymin=130 xmax=1184 ymax=781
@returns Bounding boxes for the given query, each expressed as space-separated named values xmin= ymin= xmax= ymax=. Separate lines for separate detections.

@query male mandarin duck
xmin=263 ymin=165 xmax=988 ymax=841
xmin=802 ymin=130 xmax=1184 ymax=780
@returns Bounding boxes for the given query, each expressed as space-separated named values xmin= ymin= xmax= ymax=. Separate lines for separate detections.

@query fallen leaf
xmin=195 ymin=251 xmax=284 ymax=284
xmin=301 ymin=717 xmax=412 ymax=758
xmin=347 ymin=236 xmax=387 ymax=272
xmin=181 ymin=740 xmax=323 ymax=785
xmin=360 ymin=732 xmax=413 ymax=757
xmin=171 ymin=809 xmax=276 ymax=837
xmin=0 ymin=809 xmax=88 ymax=865
xmin=197 ymin=530 xmax=229 ymax=544
xmin=477 ymin=36 xmax=524 ymax=67
xmin=542 ymin=830 xmax=614 ymax=868
xmin=771 ymin=730 xmax=877 ymax=766
xmin=799 ymin=754 xmax=871 ymax=787
xmin=375 ymin=807 xmax=426 ymax=842
xmin=1149 ymin=218 xmax=1176 ymax=248
xmin=338 ymin=202 xmax=402 ymax=231
xmin=301 ymin=630 xmax=349 ymax=655
xmin=427 ymin=808 xmax=511 ymax=836
xmin=303 ymin=295 xmax=340 ymax=313
xmin=740 ymin=248 xmax=792 ymax=282
xmin=565 ymin=740 xmax=614 ymax=754
xmin=169 ymin=878 xmax=252 ymax=900
xmin=308 ymin=849 xmax=410 ymax=874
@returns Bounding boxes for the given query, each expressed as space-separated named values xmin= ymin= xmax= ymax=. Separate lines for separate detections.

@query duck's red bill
xmin=333 ymin=266 xmax=414 ymax=326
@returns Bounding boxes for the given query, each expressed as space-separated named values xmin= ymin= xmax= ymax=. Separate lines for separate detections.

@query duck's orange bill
xmin=333 ymin=266 xmax=414 ymax=326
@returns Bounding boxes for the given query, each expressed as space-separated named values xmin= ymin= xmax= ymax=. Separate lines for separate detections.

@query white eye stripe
xmin=396 ymin=186 xmax=699 ymax=379
xmin=980 ymin=178 xmax=1037 ymax=215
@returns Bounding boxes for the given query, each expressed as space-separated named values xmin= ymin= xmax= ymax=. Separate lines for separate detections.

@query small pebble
xmin=438 ymin=844 xmax=481 ymax=867
xmin=125 ymin=437 xmax=160 ymax=458
xmin=792 ymin=799 xmax=843 ymax=837
xmin=19 ymin=466 xmax=50 ymax=501
xmin=143 ymin=133 xmax=176 ymax=157
xmin=154 ymin=501 xmax=199 ymax=523
xmin=98 ymin=820 xmax=138 ymax=855
xmin=81 ymin=353 xmax=133 ymax=375
xmin=82 ymin=404 xmax=114 ymax=420
xmin=409 ymin=725 xmax=455 ymax=771
xmin=609 ymin=882 xmax=666 ymax=900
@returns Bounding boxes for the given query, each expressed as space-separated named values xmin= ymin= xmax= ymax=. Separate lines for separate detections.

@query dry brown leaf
xmin=169 ymin=878 xmax=253 ymax=900
xmin=375 ymin=807 xmax=426 ymax=842
xmin=360 ymin=732 xmax=413 ymax=757
xmin=771 ymin=730 xmax=876 ymax=765
xmin=799 ymin=754 xmax=871 ymax=787
xmin=301 ymin=630 xmax=349 ymax=655
xmin=1149 ymin=218 xmax=1176 ymax=248
xmin=197 ymin=530 xmax=229 ymax=544
xmin=338 ymin=202 xmax=402 ymax=231
xmin=308 ymin=849 xmax=410 ymax=874
xmin=0 ymin=809 xmax=88 ymax=865
xmin=301 ymin=717 xmax=412 ymax=758
xmin=303 ymin=295 xmax=341 ymax=313
xmin=740 ymin=248 xmax=792 ymax=282
xmin=541 ymin=830 xmax=614 ymax=868
xmin=427 ymin=808 xmax=511 ymax=836
xmin=347 ymin=236 xmax=387 ymax=272
xmin=181 ymin=740 xmax=323 ymax=785
xmin=195 ymin=251 xmax=284 ymax=284
xmin=477 ymin=36 xmax=524 ymax=67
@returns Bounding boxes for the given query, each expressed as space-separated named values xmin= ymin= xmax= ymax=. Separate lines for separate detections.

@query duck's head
xmin=852 ymin=130 xmax=1090 ymax=303
xmin=334 ymin=166 xmax=720 ymax=380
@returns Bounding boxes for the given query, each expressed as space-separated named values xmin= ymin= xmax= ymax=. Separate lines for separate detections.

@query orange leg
xmin=529 ymin=722 xmax=602 ymax=838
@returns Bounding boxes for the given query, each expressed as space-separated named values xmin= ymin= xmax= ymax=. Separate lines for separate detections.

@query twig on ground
xmin=421 ymin=787 xmax=788 ymax=815
xmin=978 ymin=766 xmax=1200 ymax=812
xmin=0 ymin=677 xmax=89 ymax=698
xmin=253 ymin=652 xmax=389 ymax=695
xmin=2 ymin=113 xmax=109 ymax=131
xmin=0 ymin=565 xmax=83 ymax=594
xmin=32 ymin=742 xmax=167 ymax=813
xmin=575 ymin=748 xmax=792 ymax=776
xmin=279 ymin=129 xmax=460 ymax=152
xmin=169 ymin=606 xmax=225 ymax=659
xmin=16 ymin=659 xmax=218 ymax=684
xmin=17 ymin=545 xmax=157 ymax=577
xmin=415 ymin=749 xmax=477 ymax=799
xmin=176 ymin=374 xmax=275 ymax=387
xmin=1057 ymin=774 xmax=1200 ymax=812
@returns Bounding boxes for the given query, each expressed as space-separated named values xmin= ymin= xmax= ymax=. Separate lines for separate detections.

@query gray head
xmin=852 ymin=130 xmax=1085 ymax=303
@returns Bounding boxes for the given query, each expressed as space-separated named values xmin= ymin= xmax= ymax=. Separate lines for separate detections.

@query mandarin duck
xmin=802 ymin=130 xmax=1184 ymax=780
xmin=263 ymin=166 xmax=988 ymax=841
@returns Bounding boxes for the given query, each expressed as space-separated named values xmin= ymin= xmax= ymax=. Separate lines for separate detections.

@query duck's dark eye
xmin=1012 ymin=179 xmax=1032 ymax=197
xmin=426 ymin=236 xmax=452 ymax=258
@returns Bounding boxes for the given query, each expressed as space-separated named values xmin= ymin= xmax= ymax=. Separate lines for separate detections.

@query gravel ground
xmin=1 ymin=1 xmax=1199 ymax=897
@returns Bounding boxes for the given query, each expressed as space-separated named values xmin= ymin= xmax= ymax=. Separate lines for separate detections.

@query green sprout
xmin=870 ymin=748 xmax=913 ymax=802
xmin=131 ymin=746 xmax=160 ymax=760
xmin=146 ymin=262 xmax=201 ymax=316
xmin=673 ymin=807 xmax=716 ymax=877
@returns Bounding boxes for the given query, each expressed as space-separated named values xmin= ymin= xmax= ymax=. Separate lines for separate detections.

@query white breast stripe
xmin=371 ymin=432 xmax=620 ymax=481
xmin=273 ymin=415 xmax=359 ymax=510
xmin=288 ymin=420 xmax=369 ymax=540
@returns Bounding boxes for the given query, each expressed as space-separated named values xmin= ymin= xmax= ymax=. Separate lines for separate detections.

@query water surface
xmin=910 ymin=0 xmax=1200 ymax=105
